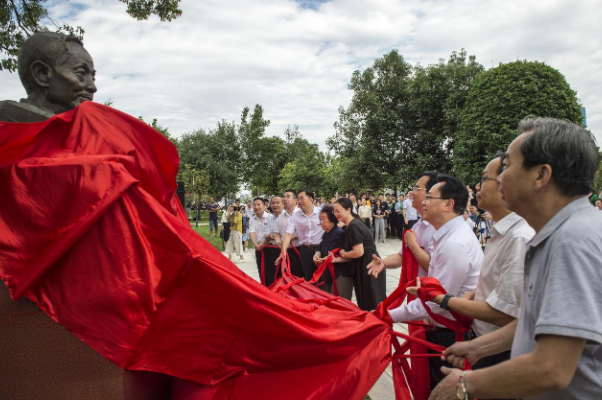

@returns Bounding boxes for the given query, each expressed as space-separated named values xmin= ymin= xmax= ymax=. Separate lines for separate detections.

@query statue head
xmin=18 ymin=32 xmax=97 ymax=114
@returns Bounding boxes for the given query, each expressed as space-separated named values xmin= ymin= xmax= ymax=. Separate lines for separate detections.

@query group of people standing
xmin=207 ymin=117 xmax=602 ymax=400
xmin=246 ymin=189 xmax=387 ymax=311
xmin=364 ymin=117 xmax=601 ymax=400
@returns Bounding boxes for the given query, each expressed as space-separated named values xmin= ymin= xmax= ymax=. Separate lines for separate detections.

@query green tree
xmin=180 ymin=164 xmax=210 ymax=201
xmin=1 ymin=0 xmax=181 ymax=72
xmin=177 ymin=120 xmax=241 ymax=200
xmin=328 ymin=50 xmax=414 ymax=192
xmin=278 ymin=144 xmax=333 ymax=197
xmin=329 ymin=49 xmax=483 ymax=192
xmin=453 ymin=60 xmax=583 ymax=185
xmin=239 ymin=104 xmax=271 ymax=195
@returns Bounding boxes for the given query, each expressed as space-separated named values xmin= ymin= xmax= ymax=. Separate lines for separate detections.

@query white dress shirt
xmin=403 ymin=199 xmax=418 ymax=220
xmin=398 ymin=218 xmax=436 ymax=278
xmin=473 ymin=213 xmax=534 ymax=336
xmin=276 ymin=208 xmax=300 ymax=247
xmin=286 ymin=206 xmax=324 ymax=246
xmin=390 ymin=215 xmax=483 ymax=325
xmin=249 ymin=212 xmax=274 ymax=245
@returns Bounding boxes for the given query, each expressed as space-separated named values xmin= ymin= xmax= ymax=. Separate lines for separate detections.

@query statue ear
xmin=30 ymin=60 xmax=52 ymax=88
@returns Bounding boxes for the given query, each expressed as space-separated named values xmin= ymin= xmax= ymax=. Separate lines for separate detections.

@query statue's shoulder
xmin=0 ymin=99 xmax=53 ymax=123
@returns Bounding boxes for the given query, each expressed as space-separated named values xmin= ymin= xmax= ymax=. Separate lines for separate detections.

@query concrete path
xmin=222 ymin=237 xmax=407 ymax=400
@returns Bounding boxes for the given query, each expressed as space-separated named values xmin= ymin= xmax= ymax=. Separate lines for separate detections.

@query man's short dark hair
xmin=284 ymin=189 xmax=297 ymax=198
xmin=418 ymin=171 xmax=441 ymax=191
xmin=517 ymin=117 xmax=600 ymax=197
xmin=18 ymin=32 xmax=85 ymax=95
xmin=437 ymin=175 xmax=469 ymax=216
xmin=253 ymin=197 xmax=265 ymax=204
xmin=492 ymin=152 xmax=505 ymax=176
xmin=298 ymin=189 xmax=314 ymax=200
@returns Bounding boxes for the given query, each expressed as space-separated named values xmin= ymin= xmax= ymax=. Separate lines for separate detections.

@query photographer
xmin=226 ymin=205 xmax=244 ymax=262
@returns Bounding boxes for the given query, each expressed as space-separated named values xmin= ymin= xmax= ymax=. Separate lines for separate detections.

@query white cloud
xmin=2 ymin=0 xmax=601 ymax=149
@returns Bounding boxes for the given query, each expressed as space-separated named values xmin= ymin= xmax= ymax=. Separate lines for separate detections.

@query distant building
xmin=581 ymin=107 xmax=587 ymax=128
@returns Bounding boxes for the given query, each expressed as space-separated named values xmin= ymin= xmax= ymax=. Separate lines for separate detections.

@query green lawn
xmin=188 ymin=211 xmax=251 ymax=252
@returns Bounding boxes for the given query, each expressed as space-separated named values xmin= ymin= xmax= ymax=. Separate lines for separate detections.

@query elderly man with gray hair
xmin=430 ymin=117 xmax=602 ymax=400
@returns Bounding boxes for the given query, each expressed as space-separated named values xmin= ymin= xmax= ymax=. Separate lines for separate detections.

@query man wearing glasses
xmin=430 ymin=118 xmax=602 ymax=400
xmin=411 ymin=154 xmax=534 ymax=373
xmin=387 ymin=175 xmax=483 ymax=389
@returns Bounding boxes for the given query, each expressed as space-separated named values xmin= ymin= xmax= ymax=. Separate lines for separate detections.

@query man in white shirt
xmin=367 ymin=171 xmax=440 ymax=278
xmin=260 ymin=196 xmax=284 ymax=286
xmin=414 ymin=155 xmax=534 ymax=372
xmin=249 ymin=197 xmax=274 ymax=286
xmin=403 ymin=191 xmax=419 ymax=229
xmin=279 ymin=189 xmax=324 ymax=281
xmin=274 ymin=189 xmax=302 ymax=278
xmin=431 ymin=117 xmax=602 ymax=400
xmin=389 ymin=175 xmax=483 ymax=389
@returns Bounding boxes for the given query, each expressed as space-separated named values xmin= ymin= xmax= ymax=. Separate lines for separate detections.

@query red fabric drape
xmin=0 ymin=103 xmax=390 ymax=400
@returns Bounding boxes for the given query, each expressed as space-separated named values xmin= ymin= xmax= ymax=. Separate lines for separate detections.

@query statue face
xmin=46 ymin=42 xmax=97 ymax=112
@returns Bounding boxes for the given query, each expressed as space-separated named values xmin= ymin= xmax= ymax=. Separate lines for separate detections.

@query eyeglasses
xmin=425 ymin=195 xmax=443 ymax=201
xmin=480 ymin=176 xmax=500 ymax=186
xmin=412 ymin=187 xmax=425 ymax=192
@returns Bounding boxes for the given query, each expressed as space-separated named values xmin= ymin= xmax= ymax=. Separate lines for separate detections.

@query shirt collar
xmin=528 ymin=196 xmax=591 ymax=248
xmin=254 ymin=213 xmax=267 ymax=220
xmin=432 ymin=215 xmax=464 ymax=241
xmin=301 ymin=206 xmax=319 ymax=217
xmin=491 ymin=212 xmax=523 ymax=236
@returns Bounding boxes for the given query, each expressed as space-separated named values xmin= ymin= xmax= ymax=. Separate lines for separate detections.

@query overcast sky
xmin=2 ymin=0 xmax=601 ymax=148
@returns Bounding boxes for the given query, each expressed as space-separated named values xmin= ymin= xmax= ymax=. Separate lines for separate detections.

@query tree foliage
xmin=0 ymin=0 xmax=181 ymax=72
xmin=177 ymin=121 xmax=241 ymax=200
xmin=329 ymin=49 xmax=484 ymax=193
xmin=453 ymin=61 xmax=583 ymax=184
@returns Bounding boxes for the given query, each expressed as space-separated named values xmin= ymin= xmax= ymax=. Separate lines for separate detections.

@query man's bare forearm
xmin=466 ymin=335 xmax=586 ymax=399
xmin=443 ymin=297 xmax=515 ymax=327
xmin=470 ymin=319 xmax=517 ymax=359
xmin=381 ymin=253 xmax=402 ymax=269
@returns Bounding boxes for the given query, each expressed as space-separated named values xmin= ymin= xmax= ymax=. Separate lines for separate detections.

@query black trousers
xmin=406 ymin=219 xmax=418 ymax=230
xmin=396 ymin=212 xmax=405 ymax=239
xmin=260 ymin=247 xmax=280 ymax=287
xmin=297 ymin=245 xmax=319 ymax=281
xmin=426 ymin=329 xmax=457 ymax=390
xmin=287 ymin=247 xmax=303 ymax=279
xmin=388 ymin=213 xmax=397 ymax=237
xmin=222 ymin=222 xmax=230 ymax=243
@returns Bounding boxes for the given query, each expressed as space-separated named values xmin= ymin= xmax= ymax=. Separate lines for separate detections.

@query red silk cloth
xmin=0 ymin=103 xmax=390 ymax=399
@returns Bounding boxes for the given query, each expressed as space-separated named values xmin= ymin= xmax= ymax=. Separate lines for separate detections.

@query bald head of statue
xmin=18 ymin=32 xmax=97 ymax=115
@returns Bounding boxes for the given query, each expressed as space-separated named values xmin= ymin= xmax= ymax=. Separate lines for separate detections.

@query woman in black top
xmin=313 ymin=205 xmax=351 ymax=299
xmin=333 ymin=198 xmax=386 ymax=311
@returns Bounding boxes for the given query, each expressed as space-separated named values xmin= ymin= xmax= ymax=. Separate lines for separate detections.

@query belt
xmin=297 ymin=244 xmax=319 ymax=250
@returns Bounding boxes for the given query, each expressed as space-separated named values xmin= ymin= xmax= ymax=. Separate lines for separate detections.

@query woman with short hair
xmin=313 ymin=205 xmax=351 ymax=299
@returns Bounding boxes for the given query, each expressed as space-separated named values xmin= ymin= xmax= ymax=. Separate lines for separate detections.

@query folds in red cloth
xmin=0 ymin=103 xmax=390 ymax=399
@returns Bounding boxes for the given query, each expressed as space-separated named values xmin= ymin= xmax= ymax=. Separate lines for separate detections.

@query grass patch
xmin=189 ymin=220 xmax=225 ymax=251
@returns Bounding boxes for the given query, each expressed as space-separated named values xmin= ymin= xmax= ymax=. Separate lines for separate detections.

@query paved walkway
xmin=222 ymin=237 xmax=407 ymax=399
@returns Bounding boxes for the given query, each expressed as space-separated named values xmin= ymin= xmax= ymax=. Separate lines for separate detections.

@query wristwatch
xmin=456 ymin=371 xmax=469 ymax=400
xmin=440 ymin=294 xmax=454 ymax=311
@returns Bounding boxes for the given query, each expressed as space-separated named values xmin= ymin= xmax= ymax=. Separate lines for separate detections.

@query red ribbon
xmin=260 ymin=244 xmax=301 ymax=285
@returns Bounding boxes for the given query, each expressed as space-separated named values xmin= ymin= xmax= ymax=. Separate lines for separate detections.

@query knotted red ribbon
xmin=260 ymin=244 xmax=301 ymax=285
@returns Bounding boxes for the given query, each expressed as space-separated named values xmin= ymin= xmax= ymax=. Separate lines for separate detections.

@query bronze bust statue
xmin=0 ymin=32 xmax=97 ymax=122
xmin=0 ymin=32 xmax=174 ymax=400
